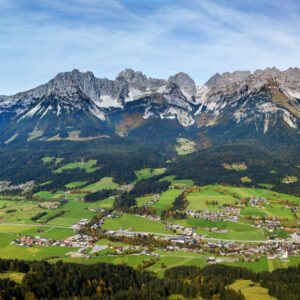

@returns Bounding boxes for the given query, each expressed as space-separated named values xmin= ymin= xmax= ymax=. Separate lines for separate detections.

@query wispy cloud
xmin=0 ymin=0 xmax=300 ymax=94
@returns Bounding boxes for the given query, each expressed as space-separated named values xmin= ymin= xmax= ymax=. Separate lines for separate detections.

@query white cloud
xmin=0 ymin=0 xmax=300 ymax=94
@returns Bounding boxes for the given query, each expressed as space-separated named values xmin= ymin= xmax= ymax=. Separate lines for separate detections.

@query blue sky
xmin=1 ymin=0 xmax=300 ymax=95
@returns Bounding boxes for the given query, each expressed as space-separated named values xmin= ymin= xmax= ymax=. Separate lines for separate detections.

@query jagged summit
xmin=0 ymin=67 xmax=299 ymax=145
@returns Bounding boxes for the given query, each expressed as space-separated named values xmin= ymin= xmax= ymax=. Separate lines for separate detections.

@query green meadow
xmin=135 ymin=195 xmax=156 ymax=207
xmin=102 ymin=213 xmax=170 ymax=234
xmin=186 ymin=184 xmax=300 ymax=212
xmin=186 ymin=189 xmax=236 ymax=211
xmin=0 ymin=272 xmax=25 ymax=283
xmin=33 ymin=190 xmax=85 ymax=200
xmin=65 ymin=181 xmax=88 ymax=189
xmin=0 ymin=200 xmax=46 ymax=223
xmin=171 ymin=179 xmax=194 ymax=187
xmin=159 ymin=175 xmax=176 ymax=182
xmin=80 ymin=177 xmax=118 ymax=192
xmin=151 ymin=188 xmax=184 ymax=216
xmin=228 ymin=280 xmax=276 ymax=300
xmin=88 ymin=197 xmax=115 ymax=209
xmin=172 ymin=218 xmax=265 ymax=241
xmin=55 ymin=159 xmax=100 ymax=173
xmin=38 ymin=201 xmax=99 ymax=226
xmin=134 ymin=168 xmax=166 ymax=182
xmin=41 ymin=156 xmax=54 ymax=163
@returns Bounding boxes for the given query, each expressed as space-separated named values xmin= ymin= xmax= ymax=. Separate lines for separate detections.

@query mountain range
xmin=1 ymin=67 xmax=299 ymax=148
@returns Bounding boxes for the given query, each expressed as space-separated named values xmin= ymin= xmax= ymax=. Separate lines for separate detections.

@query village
xmin=0 ymin=180 xmax=35 ymax=191
xmin=10 ymin=206 xmax=300 ymax=265
xmin=2 ymin=173 xmax=299 ymax=276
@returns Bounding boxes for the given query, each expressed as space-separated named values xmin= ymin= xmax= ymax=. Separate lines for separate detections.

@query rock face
xmin=195 ymin=67 xmax=300 ymax=132
xmin=0 ymin=67 xmax=299 ymax=145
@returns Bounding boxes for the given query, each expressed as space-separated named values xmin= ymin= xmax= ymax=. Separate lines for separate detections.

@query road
xmin=0 ymin=223 xmax=296 ymax=244
xmin=121 ymin=231 xmax=296 ymax=244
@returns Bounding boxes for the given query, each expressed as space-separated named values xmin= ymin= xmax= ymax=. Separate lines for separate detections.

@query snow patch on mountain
xmin=283 ymin=111 xmax=297 ymax=129
xmin=19 ymin=102 xmax=42 ymax=120
xmin=160 ymin=106 xmax=195 ymax=127
xmin=40 ymin=105 xmax=52 ymax=119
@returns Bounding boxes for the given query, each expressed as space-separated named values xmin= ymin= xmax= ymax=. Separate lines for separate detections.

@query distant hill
xmin=0 ymin=67 xmax=299 ymax=149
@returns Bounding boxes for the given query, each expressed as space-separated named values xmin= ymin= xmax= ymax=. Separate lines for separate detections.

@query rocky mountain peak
xmin=0 ymin=67 xmax=299 ymax=146
xmin=117 ymin=68 xmax=166 ymax=90
xmin=167 ymin=72 xmax=197 ymax=102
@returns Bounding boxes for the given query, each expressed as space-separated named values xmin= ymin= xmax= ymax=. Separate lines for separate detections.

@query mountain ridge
xmin=0 ymin=67 xmax=299 ymax=146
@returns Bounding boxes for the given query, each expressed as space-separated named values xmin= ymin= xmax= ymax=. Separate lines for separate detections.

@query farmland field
xmin=102 ymin=213 xmax=171 ymax=234
xmin=0 ymin=272 xmax=25 ymax=283
xmin=41 ymin=156 xmax=54 ymax=163
xmin=0 ymin=200 xmax=47 ymax=223
xmin=65 ymin=181 xmax=88 ymax=189
xmin=88 ymin=197 xmax=115 ymax=209
xmin=55 ymin=159 xmax=100 ymax=173
xmin=186 ymin=185 xmax=300 ymax=212
xmin=135 ymin=195 xmax=156 ymax=207
xmin=80 ymin=177 xmax=118 ymax=192
xmin=186 ymin=189 xmax=236 ymax=211
xmin=175 ymin=138 xmax=196 ymax=155
xmin=172 ymin=218 xmax=266 ymax=241
xmin=134 ymin=168 xmax=166 ymax=182
xmin=39 ymin=201 xmax=99 ymax=226
xmin=171 ymin=179 xmax=194 ymax=187
xmin=228 ymin=280 xmax=276 ymax=300
xmin=151 ymin=188 xmax=184 ymax=215
xmin=33 ymin=190 xmax=85 ymax=200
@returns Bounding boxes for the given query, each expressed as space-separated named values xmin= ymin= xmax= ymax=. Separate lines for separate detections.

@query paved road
xmin=122 ymin=231 xmax=295 ymax=244
xmin=0 ymin=224 xmax=295 ymax=244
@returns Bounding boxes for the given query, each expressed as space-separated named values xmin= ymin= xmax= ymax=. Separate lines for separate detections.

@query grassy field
xmin=39 ymin=201 xmax=99 ymax=226
xmin=39 ymin=180 xmax=53 ymax=186
xmin=268 ymin=258 xmax=289 ymax=272
xmin=175 ymin=138 xmax=196 ymax=155
xmin=0 ymin=200 xmax=47 ymax=223
xmin=148 ymin=256 xmax=205 ymax=277
xmin=223 ymin=256 xmax=300 ymax=273
xmin=135 ymin=196 xmax=156 ymax=207
xmin=65 ymin=181 xmax=88 ymax=189
xmin=88 ymin=197 xmax=115 ymax=209
xmin=0 ymin=272 xmax=26 ymax=283
xmin=151 ymin=188 xmax=184 ymax=216
xmin=134 ymin=168 xmax=166 ymax=182
xmin=264 ymin=204 xmax=296 ymax=220
xmin=186 ymin=184 xmax=300 ymax=212
xmin=172 ymin=218 xmax=265 ymax=241
xmin=55 ymin=159 xmax=100 ymax=173
xmin=0 ymin=244 xmax=72 ymax=261
xmin=240 ymin=207 xmax=268 ymax=218
xmin=186 ymin=188 xmax=236 ymax=211
xmin=0 ymin=225 xmax=73 ymax=240
xmin=0 ymin=233 xmax=17 ymax=247
xmin=223 ymin=185 xmax=300 ymax=203
xmin=171 ymin=179 xmax=194 ymax=187
xmin=81 ymin=177 xmax=118 ymax=192
xmin=228 ymin=280 xmax=276 ymax=300
xmin=41 ymin=156 xmax=54 ymax=163
xmin=33 ymin=191 xmax=54 ymax=199
xmin=102 ymin=213 xmax=170 ymax=234
xmin=33 ymin=190 xmax=86 ymax=200
xmin=159 ymin=175 xmax=176 ymax=182
xmin=95 ymin=239 xmax=130 ymax=247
